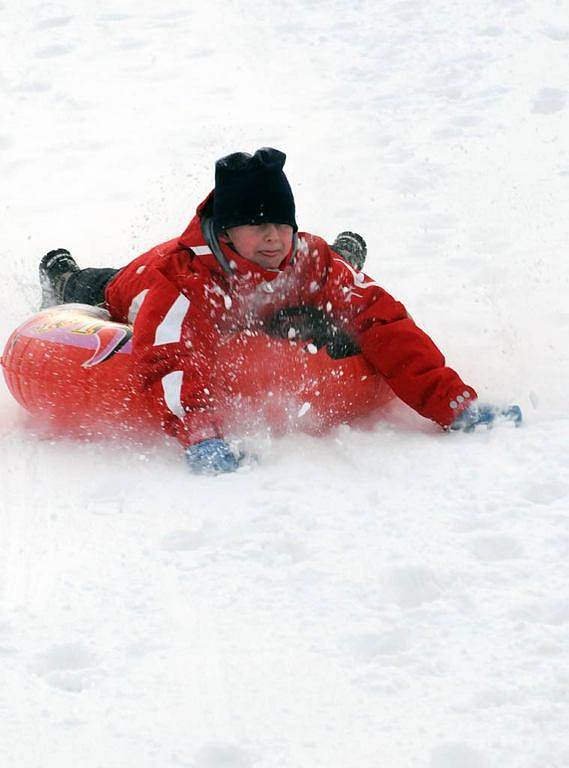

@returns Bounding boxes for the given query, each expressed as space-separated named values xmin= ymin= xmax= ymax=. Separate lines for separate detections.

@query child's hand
xmin=449 ymin=402 xmax=522 ymax=432
xmin=185 ymin=438 xmax=244 ymax=474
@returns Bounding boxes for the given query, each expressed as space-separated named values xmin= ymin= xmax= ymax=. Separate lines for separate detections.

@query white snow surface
xmin=1 ymin=1 xmax=569 ymax=766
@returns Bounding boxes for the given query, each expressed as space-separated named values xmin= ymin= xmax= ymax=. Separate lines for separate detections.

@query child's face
xmin=222 ymin=223 xmax=294 ymax=269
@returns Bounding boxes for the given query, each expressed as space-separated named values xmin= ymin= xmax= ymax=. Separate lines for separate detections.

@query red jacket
xmin=106 ymin=194 xmax=477 ymax=446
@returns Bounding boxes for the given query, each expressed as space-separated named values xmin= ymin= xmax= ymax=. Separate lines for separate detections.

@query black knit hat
xmin=213 ymin=147 xmax=297 ymax=232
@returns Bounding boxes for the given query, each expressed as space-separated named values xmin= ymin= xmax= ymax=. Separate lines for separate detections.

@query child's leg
xmin=63 ymin=267 xmax=119 ymax=306
xmin=40 ymin=248 xmax=119 ymax=308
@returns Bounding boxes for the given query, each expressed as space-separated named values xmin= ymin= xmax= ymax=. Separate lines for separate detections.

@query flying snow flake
xmin=306 ymin=343 xmax=318 ymax=354
xmin=297 ymin=402 xmax=311 ymax=417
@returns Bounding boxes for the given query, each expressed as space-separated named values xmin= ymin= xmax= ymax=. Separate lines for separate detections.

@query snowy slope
xmin=1 ymin=1 xmax=569 ymax=767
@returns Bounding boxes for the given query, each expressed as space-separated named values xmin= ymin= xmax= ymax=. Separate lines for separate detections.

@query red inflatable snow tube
xmin=1 ymin=304 xmax=393 ymax=439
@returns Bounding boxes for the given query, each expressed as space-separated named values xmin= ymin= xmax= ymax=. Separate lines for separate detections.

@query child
xmin=40 ymin=147 xmax=520 ymax=473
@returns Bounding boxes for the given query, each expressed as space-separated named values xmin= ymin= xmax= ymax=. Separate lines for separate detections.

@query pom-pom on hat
xmin=213 ymin=147 xmax=297 ymax=232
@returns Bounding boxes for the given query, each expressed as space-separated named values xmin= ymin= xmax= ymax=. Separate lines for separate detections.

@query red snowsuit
xmin=105 ymin=194 xmax=477 ymax=447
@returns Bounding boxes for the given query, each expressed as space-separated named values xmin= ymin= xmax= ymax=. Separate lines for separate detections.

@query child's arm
xmin=112 ymin=265 xmax=224 ymax=449
xmin=313 ymin=239 xmax=477 ymax=428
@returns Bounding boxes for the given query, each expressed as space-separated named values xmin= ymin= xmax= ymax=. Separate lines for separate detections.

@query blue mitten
xmin=450 ymin=402 xmax=522 ymax=432
xmin=185 ymin=438 xmax=242 ymax=475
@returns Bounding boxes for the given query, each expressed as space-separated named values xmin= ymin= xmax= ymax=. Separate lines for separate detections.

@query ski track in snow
xmin=1 ymin=1 xmax=569 ymax=766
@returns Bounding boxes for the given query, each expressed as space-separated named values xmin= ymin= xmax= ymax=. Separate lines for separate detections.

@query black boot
xmin=331 ymin=231 xmax=367 ymax=271
xmin=39 ymin=248 xmax=79 ymax=308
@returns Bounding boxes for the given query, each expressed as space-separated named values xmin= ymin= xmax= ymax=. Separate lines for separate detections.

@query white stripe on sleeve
xmin=333 ymin=258 xmax=383 ymax=290
xmin=191 ymin=246 xmax=213 ymax=256
xmin=127 ymin=289 xmax=149 ymax=325
xmin=161 ymin=370 xmax=185 ymax=418
xmin=154 ymin=294 xmax=190 ymax=346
